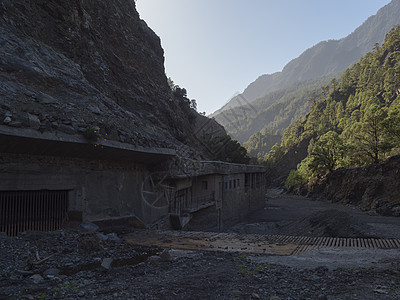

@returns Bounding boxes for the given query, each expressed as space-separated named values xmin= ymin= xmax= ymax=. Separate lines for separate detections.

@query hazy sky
xmin=136 ymin=0 xmax=392 ymax=114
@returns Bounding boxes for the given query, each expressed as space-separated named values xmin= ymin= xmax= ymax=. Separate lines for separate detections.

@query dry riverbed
xmin=1 ymin=191 xmax=400 ymax=299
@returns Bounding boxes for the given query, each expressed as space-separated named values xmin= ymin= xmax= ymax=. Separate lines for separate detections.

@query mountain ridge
xmin=212 ymin=0 xmax=400 ymax=117
xmin=268 ymin=24 xmax=400 ymax=216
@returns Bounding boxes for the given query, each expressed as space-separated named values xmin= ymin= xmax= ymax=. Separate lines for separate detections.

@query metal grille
xmin=125 ymin=230 xmax=400 ymax=256
xmin=0 ymin=190 xmax=68 ymax=236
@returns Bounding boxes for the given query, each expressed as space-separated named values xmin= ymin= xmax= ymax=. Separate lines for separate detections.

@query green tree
xmin=190 ymin=99 xmax=197 ymax=111
xmin=265 ymin=143 xmax=284 ymax=163
xmin=267 ymin=25 xmax=400 ymax=187
xmin=244 ymin=131 xmax=282 ymax=159
xmin=201 ymin=134 xmax=250 ymax=164
xmin=308 ymin=131 xmax=345 ymax=175
xmin=352 ymin=104 xmax=389 ymax=164
xmin=285 ymin=170 xmax=307 ymax=190
xmin=167 ymin=77 xmax=175 ymax=90
xmin=381 ymin=102 xmax=400 ymax=146
xmin=297 ymin=156 xmax=314 ymax=185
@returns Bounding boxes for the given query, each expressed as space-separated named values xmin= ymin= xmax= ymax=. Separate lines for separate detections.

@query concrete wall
xmin=246 ymin=173 xmax=266 ymax=211
xmin=188 ymin=206 xmax=218 ymax=231
xmin=173 ymin=171 xmax=266 ymax=230
xmin=220 ymin=173 xmax=245 ymax=227
xmin=0 ymin=152 xmax=167 ymax=225
xmin=220 ymin=173 xmax=265 ymax=228
xmin=191 ymin=175 xmax=219 ymax=208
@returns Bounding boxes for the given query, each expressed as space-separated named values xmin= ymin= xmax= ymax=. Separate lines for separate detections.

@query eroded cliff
xmin=0 ymin=0 xmax=208 ymax=157
xmin=312 ymin=155 xmax=400 ymax=217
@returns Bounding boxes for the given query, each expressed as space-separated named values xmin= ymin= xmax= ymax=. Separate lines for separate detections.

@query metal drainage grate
xmin=125 ymin=230 xmax=400 ymax=256
xmin=0 ymin=190 xmax=69 ymax=236
xmin=283 ymin=235 xmax=400 ymax=255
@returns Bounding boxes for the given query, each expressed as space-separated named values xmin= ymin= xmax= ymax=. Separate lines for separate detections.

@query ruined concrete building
xmin=0 ymin=0 xmax=266 ymax=235
xmin=0 ymin=125 xmax=266 ymax=235
xmin=168 ymin=161 xmax=265 ymax=231
xmin=0 ymin=126 xmax=173 ymax=234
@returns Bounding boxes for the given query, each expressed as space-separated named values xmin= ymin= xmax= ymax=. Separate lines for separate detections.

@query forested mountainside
xmin=0 ymin=0 xmax=247 ymax=162
xmin=243 ymin=130 xmax=282 ymax=161
xmin=213 ymin=0 xmax=400 ymax=156
xmin=266 ymin=25 xmax=400 ymax=196
xmin=313 ymin=155 xmax=400 ymax=217
xmin=213 ymin=0 xmax=400 ymax=116
xmin=217 ymin=74 xmax=338 ymax=144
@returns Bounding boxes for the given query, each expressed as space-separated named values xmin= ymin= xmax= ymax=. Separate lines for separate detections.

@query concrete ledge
xmin=0 ymin=126 xmax=176 ymax=164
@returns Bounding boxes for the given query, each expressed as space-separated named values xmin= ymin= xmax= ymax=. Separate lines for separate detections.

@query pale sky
xmin=136 ymin=0 xmax=392 ymax=114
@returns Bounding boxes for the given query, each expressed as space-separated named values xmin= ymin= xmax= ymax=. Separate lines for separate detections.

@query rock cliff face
xmin=312 ymin=156 xmax=400 ymax=217
xmin=0 ymin=0 xmax=207 ymax=155
xmin=266 ymin=135 xmax=313 ymax=187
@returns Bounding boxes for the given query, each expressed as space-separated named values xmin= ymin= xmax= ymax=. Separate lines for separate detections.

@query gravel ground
xmin=230 ymin=189 xmax=400 ymax=239
xmin=1 ymin=229 xmax=399 ymax=300
xmin=1 ymin=191 xmax=400 ymax=299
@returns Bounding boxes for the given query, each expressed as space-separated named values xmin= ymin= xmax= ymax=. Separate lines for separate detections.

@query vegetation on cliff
xmin=168 ymin=78 xmax=250 ymax=164
xmin=213 ymin=0 xmax=400 ymax=156
xmin=215 ymin=75 xmax=337 ymax=145
xmin=243 ymin=130 xmax=282 ymax=161
xmin=264 ymin=25 xmax=400 ymax=189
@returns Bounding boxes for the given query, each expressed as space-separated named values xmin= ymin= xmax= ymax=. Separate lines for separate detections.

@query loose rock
xmin=29 ymin=274 xmax=44 ymax=284
xmin=101 ymin=258 xmax=113 ymax=270
xmin=3 ymin=116 xmax=11 ymax=124
xmin=43 ymin=268 xmax=60 ymax=277
xmin=80 ymin=222 xmax=100 ymax=232
xmin=159 ymin=249 xmax=172 ymax=262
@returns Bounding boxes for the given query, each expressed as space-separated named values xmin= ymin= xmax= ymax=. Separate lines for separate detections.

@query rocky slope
xmin=312 ymin=155 xmax=400 ymax=217
xmin=0 ymin=0 xmax=212 ymax=157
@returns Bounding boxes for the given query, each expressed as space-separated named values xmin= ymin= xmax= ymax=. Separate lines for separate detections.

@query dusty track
xmin=230 ymin=189 xmax=400 ymax=239
xmin=125 ymin=230 xmax=400 ymax=256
